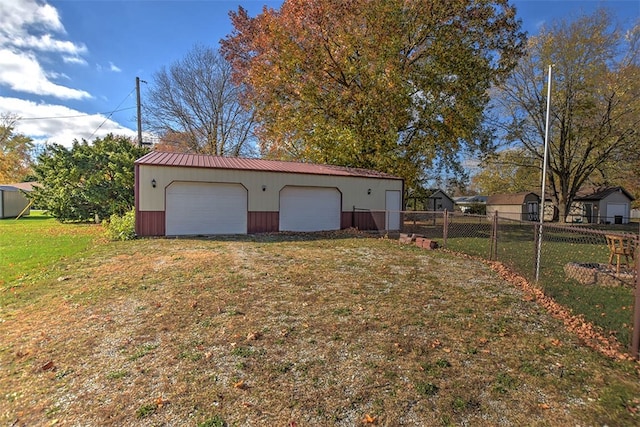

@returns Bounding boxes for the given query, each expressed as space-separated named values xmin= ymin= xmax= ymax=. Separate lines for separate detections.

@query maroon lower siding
xmin=248 ymin=211 xmax=279 ymax=233
xmin=136 ymin=211 xmax=165 ymax=236
xmin=341 ymin=211 xmax=386 ymax=231
xmin=136 ymin=210 xmax=387 ymax=237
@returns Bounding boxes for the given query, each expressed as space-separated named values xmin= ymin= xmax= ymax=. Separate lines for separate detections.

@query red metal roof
xmin=135 ymin=151 xmax=402 ymax=180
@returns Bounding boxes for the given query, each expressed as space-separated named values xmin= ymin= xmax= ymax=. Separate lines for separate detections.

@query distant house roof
xmin=453 ymin=195 xmax=488 ymax=204
xmin=0 ymin=182 xmax=39 ymax=192
xmin=135 ymin=151 xmax=402 ymax=180
xmin=487 ymin=192 xmax=539 ymax=205
xmin=574 ymin=186 xmax=634 ymax=201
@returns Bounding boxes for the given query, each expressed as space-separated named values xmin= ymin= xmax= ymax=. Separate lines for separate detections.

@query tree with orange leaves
xmin=221 ymin=0 xmax=525 ymax=191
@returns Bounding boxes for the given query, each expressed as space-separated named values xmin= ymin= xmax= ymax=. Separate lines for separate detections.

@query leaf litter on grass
xmin=1 ymin=232 xmax=639 ymax=426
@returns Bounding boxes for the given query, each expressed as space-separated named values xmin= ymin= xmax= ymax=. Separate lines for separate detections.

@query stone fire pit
xmin=564 ymin=262 xmax=635 ymax=287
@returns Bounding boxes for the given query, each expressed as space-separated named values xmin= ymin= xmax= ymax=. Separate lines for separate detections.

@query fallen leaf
xmin=234 ymin=380 xmax=247 ymax=390
xmin=363 ymin=413 xmax=376 ymax=423
xmin=41 ymin=361 xmax=55 ymax=372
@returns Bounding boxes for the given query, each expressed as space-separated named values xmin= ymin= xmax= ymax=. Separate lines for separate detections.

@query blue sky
xmin=0 ymin=0 xmax=638 ymax=148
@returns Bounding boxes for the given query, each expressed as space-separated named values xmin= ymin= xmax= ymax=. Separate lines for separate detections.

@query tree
xmin=30 ymin=135 xmax=148 ymax=222
xmin=0 ymin=114 xmax=34 ymax=183
xmin=471 ymin=148 xmax=540 ymax=194
xmin=491 ymin=10 xmax=640 ymax=222
xmin=221 ymin=0 xmax=526 ymax=192
xmin=144 ymin=45 xmax=256 ymax=156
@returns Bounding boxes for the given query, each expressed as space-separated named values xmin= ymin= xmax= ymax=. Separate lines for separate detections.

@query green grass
xmin=444 ymin=223 xmax=636 ymax=347
xmin=0 ymin=211 xmax=102 ymax=303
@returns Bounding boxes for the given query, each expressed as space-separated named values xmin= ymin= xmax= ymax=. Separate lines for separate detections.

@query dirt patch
xmin=1 ymin=235 xmax=639 ymax=426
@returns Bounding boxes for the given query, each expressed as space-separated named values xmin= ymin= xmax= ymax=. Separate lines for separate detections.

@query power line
xmin=89 ymin=87 xmax=137 ymax=140
xmin=16 ymin=106 xmax=136 ymax=121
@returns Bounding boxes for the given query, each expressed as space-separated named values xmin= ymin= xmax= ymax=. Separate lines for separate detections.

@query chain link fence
xmin=380 ymin=210 xmax=640 ymax=358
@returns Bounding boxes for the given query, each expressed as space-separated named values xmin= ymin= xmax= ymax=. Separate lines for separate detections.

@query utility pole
xmin=136 ymin=77 xmax=146 ymax=147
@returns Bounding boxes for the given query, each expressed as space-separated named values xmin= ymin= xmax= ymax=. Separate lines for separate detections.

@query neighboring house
xmin=0 ymin=182 xmax=36 ymax=219
xmin=426 ymin=189 xmax=454 ymax=212
xmin=134 ymin=151 xmax=404 ymax=236
xmin=570 ymin=186 xmax=634 ymax=224
xmin=486 ymin=192 xmax=540 ymax=221
xmin=406 ymin=188 xmax=454 ymax=211
xmin=453 ymin=195 xmax=487 ymax=213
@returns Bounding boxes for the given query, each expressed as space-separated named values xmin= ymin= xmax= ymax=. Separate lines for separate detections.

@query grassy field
xmin=442 ymin=222 xmax=637 ymax=348
xmin=0 ymin=211 xmax=103 ymax=291
xmin=1 ymin=218 xmax=640 ymax=426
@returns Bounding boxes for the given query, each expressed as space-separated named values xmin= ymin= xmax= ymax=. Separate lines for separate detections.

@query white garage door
xmin=166 ymin=182 xmax=247 ymax=235
xmin=607 ymin=203 xmax=628 ymax=224
xmin=279 ymin=186 xmax=341 ymax=232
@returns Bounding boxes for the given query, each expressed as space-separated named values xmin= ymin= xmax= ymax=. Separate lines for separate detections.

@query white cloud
xmin=109 ymin=62 xmax=122 ymax=73
xmin=0 ymin=97 xmax=136 ymax=147
xmin=0 ymin=49 xmax=91 ymax=99
xmin=0 ymin=0 xmax=89 ymax=99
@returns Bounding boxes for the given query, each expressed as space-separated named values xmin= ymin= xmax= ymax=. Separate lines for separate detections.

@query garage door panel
xmin=166 ymin=182 xmax=247 ymax=235
xmin=279 ymin=186 xmax=341 ymax=232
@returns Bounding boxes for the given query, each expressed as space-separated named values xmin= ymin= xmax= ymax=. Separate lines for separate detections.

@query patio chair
xmin=605 ymin=234 xmax=636 ymax=274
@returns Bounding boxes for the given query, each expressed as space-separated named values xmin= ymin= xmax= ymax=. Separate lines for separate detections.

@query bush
xmin=103 ymin=209 xmax=136 ymax=241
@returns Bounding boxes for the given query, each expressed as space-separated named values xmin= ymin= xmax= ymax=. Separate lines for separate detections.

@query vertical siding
xmin=136 ymin=211 xmax=165 ymax=236
xmin=247 ymin=211 xmax=279 ymax=233
xmin=344 ymin=211 xmax=386 ymax=231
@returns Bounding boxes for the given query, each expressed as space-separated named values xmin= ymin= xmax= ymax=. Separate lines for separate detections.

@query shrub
xmin=103 ymin=209 xmax=136 ymax=241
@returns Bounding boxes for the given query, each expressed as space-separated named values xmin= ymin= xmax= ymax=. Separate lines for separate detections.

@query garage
xmin=165 ymin=181 xmax=247 ymax=235
xmin=279 ymin=186 xmax=341 ymax=232
xmin=135 ymin=152 xmax=403 ymax=237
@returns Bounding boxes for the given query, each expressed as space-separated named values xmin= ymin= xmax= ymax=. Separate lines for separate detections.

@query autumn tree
xmin=144 ymin=45 xmax=256 ymax=156
xmin=490 ymin=10 xmax=640 ymax=222
xmin=0 ymin=114 xmax=34 ymax=183
xmin=471 ymin=148 xmax=540 ymax=194
xmin=30 ymin=135 xmax=148 ymax=221
xmin=221 ymin=0 xmax=525 ymax=191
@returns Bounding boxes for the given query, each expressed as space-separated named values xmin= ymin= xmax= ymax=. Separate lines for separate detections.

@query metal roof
xmin=575 ymin=186 xmax=635 ymax=201
xmin=0 ymin=182 xmax=39 ymax=192
xmin=135 ymin=151 xmax=402 ymax=180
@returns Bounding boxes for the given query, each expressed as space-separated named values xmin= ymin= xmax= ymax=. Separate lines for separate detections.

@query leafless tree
xmin=144 ymin=45 xmax=256 ymax=156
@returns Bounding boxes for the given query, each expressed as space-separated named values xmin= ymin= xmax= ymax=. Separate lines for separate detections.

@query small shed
xmin=406 ymin=188 xmax=454 ymax=211
xmin=0 ymin=183 xmax=32 ymax=219
xmin=486 ymin=192 xmax=540 ymax=221
xmin=572 ymin=186 xmax=634 ymax=224
xmin=135 ymin=152 xmax=404 ymax=236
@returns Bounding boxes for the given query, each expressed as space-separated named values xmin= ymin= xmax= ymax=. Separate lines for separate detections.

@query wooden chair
xmin=605 ymin=234 xmax=635 ymax=274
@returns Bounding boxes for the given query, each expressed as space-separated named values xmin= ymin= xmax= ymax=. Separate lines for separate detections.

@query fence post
xmin=533 ymin=223 xmax=540 ymax=279
xmin=490 ymin=211 xmax=498 ymax=261
xmin=443 ymin=209 xmax=448 ymax=248
xmin=631 ymin=238 xmax=640 ymax=360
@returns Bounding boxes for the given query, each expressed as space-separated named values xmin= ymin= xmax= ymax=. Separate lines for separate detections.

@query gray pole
xmin=136 ymin=76 xmax=142 ymax=147
xmin=535 ymin=65 xmax=553 ymax=282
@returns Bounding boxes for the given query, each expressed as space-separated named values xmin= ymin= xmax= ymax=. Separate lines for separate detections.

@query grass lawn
xmin=0 ymin=211 xmax=103 ymax=292
xmin=1 ymin=222 xmax=640 ymax=426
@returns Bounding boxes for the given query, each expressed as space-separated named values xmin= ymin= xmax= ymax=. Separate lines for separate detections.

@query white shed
xmin=572 ymin=187 xmax=634 ymax=224
xmin=134 ymin=152 xmax=404 ymax=236
xmin=0 ymin=185 xmax=31 ymax=219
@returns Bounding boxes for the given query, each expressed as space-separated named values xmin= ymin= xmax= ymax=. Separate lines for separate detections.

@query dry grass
xmin=2 ymin=231 xmax=640 ymax=426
